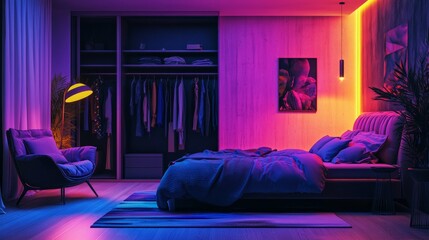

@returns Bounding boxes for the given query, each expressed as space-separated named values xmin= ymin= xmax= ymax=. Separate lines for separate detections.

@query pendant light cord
xmin=339 ymin=2 xmax=345 ymax=80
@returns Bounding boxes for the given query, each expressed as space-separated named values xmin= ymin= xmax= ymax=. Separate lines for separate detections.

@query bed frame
xmin=169 ymin=111 xmax=415 ymax=211
xmin=245 ymin=111 xmax=413 ymax=200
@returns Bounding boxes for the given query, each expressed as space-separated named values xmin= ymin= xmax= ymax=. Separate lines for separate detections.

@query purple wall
xmin=52 ymin=7 xmax=71 ymax=85
xmin=361 ymin=0 xmax=429 ymax=111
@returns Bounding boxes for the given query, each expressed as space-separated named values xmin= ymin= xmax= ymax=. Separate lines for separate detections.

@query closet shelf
xmin=81 ymin=64 xmax=117 ymax=67
xmin=123 ymin=64 xmax=217 ymax=68
xmin=123 ymin=50 xmax=217 ymax=53
xmin=124 ymin=72 xmax=218 ymax=76
xmin=81 ymin=73 xmax=117 ymax=76
xmin=81 ymin=50 xmax=116 ymax=53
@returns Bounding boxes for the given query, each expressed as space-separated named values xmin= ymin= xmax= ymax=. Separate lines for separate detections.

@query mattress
xmin=324 ymin=163 xmax=399 ymax=179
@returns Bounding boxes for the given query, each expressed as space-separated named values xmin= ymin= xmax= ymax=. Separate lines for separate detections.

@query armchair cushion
xmin=23 ymin=138 xmax=68 ymax=164
xmin=57 ymin=160 xmax=95 ymax=178
xmin=61 ymin=146 xmax=96 ymax=164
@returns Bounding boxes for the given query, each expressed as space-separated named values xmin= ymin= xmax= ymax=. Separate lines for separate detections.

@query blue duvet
xmin=156 ymin=148 xmax=326 ymax=210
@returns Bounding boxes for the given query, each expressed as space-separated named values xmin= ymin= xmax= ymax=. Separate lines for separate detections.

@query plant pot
xmin=408 ymin=168 xmax=429 ymax=215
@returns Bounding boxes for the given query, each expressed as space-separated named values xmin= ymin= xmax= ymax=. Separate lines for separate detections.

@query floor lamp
xmin=60 ymin=83 xmax=93 ymax=149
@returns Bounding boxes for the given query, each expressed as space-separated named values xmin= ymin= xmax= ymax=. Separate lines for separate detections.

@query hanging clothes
xmin=151 ymin=80 xmax=157 ymax=128
xmin=177 ymin=79 xmax=184 ymax=131
xmin=204 ymin=79 xmax=211 ymax=137
xmin=211 ymin=77 xmax=218 ymax=130
xmin=198 ymin=79 xmax=205 ymax=135
xmin=146 ymin=79 xmax=151 ymax=133
xmin=142 ymin=79 xmax=148 ymax=131
xmin=125 ymin=75 xmax=218 ymax=153
xmin=129 ymin=76 xmax=136 ymax=116
xmin=177 ymin=77 xmax=186 ymax=150
xmin=105 ymin=87 xmax=113 ymax=135
xmin=172 ymin=78 xmax=178 ymax=131
xmin=142 ymin=79 xmax=148 ymax=129
xmin=164 ymin=79 xmax=170 ymax=136
xmin=192 ymin=77 xmax=199 ymax=131
xmin=135 ymin=79 xmax=142 ymax=136
xmin=156 ymin=79 xmax=165 ymax=126
xmin=168 ymin=79 xmax=177 ymax=152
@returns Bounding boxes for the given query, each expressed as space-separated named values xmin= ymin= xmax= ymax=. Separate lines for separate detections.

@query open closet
xmin=72 ymin=15 xmax=218 ymax=179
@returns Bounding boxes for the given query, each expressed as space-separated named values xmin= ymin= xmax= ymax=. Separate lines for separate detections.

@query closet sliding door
xmin=122 ymin=16 xmax=219 ymax=178
xmin=72 ymin=14 xmax=219 ymax=179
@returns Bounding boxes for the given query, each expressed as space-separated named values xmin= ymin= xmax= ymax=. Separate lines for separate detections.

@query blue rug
xmin=91 ymin=192 xmax=351 ymax=228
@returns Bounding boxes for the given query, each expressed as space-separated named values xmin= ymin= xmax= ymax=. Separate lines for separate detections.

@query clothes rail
xmin=124 ymin=73 xmax=218 ymax=76
xmin=81 ymin=73 xmax=117 ymax=76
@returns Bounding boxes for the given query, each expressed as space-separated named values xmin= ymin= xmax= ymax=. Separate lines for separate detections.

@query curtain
xmin=2 ymin=0 xmax=52 ymax=208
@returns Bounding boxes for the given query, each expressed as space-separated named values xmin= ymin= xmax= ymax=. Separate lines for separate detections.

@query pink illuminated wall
xmin=218 ymin=16 xmax=358 ymax=150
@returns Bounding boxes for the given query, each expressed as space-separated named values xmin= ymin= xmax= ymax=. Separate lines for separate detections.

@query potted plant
xmin=370 ymin=38 xmax=429 ymax=219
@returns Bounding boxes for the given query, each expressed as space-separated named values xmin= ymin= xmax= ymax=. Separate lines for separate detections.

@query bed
xmin=157 ymin=111 xmax=414 ymax=211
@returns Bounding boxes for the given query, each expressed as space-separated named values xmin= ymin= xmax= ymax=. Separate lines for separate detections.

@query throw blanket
xmin=156 ymin=148 xmax=326 ymax=210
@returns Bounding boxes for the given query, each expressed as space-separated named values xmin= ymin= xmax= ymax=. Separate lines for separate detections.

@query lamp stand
xmin=60 ymin=89 xmax=66 ymax=149
xmin=59 ymin=82 xmax=93 ymax=149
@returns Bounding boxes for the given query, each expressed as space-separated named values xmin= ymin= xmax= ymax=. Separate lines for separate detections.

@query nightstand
xmin=371 ymin=166 xmax=397 ymax=215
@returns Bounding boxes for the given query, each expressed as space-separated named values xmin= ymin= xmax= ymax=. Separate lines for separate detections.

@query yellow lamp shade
xmin=65 ymin=83 xmax=93 ymax=103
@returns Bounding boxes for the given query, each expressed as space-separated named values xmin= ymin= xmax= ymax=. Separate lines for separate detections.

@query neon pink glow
xmin=53 ymin=0 xmax=367 ymax=16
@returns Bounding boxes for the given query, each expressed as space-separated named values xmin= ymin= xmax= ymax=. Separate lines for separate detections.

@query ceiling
xmin=53 ymin=0 xmax=368 ymax=16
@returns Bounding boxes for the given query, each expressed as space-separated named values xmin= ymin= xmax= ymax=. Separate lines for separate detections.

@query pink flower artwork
xmin=278 ymin=58 xmax=317 ymax=112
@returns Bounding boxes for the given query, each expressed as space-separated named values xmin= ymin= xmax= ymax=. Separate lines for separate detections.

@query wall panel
xmin=361 ymin=0 xmax=429 ymax=111
xmin=219 ymin=16 xmax=358 ymax=150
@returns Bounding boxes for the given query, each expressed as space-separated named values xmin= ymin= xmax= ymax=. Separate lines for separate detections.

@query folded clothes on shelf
xmin=138 ymin=57 xmax=162 ymax=65
xmin=164 ymin=56 xmax=186 ymax=65
xmin=192 ymin=58 xmax=213 ymax=65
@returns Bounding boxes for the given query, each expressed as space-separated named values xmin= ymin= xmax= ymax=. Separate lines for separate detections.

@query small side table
xmin=409 ymin=168 xmax=429 ymax=228
xmin=371 ymin=167 xmax=397 ymax=215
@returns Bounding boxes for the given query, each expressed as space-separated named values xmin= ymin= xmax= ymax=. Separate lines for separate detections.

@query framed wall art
xmin=278 ymin=58 xmax=317 ymax=112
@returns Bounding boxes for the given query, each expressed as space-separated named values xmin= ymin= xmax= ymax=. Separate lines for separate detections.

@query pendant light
xmin=339 ymin=2 xmax=345 ymax=81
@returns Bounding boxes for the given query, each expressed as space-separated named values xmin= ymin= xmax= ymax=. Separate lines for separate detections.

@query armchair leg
xmin=86 ymin=181 xmax=98 ymax=197
xmin=61 ymin=188 xmax=65 ymax=204
xmin=16 ymin=187 xmax=29 ymax=206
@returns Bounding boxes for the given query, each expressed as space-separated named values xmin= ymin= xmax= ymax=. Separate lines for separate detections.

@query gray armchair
xmin=6 ymin=128 xmax=98 ymax=205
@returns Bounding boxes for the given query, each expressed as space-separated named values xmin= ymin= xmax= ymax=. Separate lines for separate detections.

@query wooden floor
xmin=0 ymin=180 xmax=428 ymax=240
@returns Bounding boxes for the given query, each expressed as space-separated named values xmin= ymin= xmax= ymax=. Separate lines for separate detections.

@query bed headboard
xmin=353 ymin=111 xmax=413 ymax=168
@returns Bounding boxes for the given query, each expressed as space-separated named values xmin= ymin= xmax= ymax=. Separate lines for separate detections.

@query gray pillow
xmin=23 ymin=138 xmax=68 ymax=164
xmin=351 ymin=131 xmax=387 ymax=153
xmin=309 ymin=135 xmax=336 ymax=153
xmin=332 ymin=143 xmax=370 ymax=164
xmin=317 ymin=138 xmax=351 ymax=162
